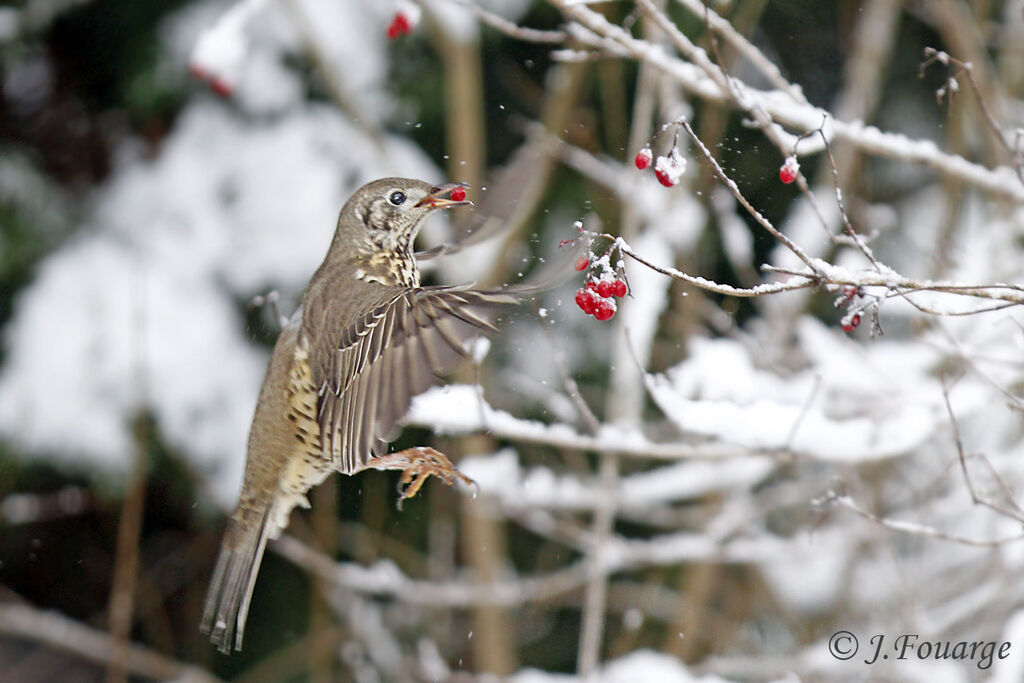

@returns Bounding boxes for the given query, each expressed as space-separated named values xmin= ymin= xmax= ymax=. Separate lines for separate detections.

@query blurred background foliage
xmin=0 ymin=0 xmax=1009 ymax=680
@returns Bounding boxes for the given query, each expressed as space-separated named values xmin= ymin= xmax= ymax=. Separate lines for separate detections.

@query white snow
xmin=989 ymin=609 xmax=1024 ymax=683
xmin=510 ymin=649 xmax=735 ymax=683
xmin=0 ymin=1 xmax=446 ymax=506
xmin=654 ymin=148 xmax=687 ymax=186
xmin=645 ymin=322 xmax=949 ymax=462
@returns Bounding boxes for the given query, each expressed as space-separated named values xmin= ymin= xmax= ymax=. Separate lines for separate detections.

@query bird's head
xmin=332 ymin=177 xmax=472 ymax=261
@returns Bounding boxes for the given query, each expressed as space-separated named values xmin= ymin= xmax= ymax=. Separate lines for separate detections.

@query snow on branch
xmin=456 ymin=450 xmax=775 ymax=512
xmin=402 ymin=385 xmax=765 ymax=461
xmin=273 ymin=524 xmax=793 ymax=608
xmin=542 ymin=0 xmax=1024 ymax=202
xmin=0 ymin=604 xmax=218 ymax=682
xmin=825 ymin=493 xmax=1024 ymax=548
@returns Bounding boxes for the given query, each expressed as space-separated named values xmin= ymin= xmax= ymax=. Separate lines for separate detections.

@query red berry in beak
xmin=449 ymin=186 xmax=466 ymax=202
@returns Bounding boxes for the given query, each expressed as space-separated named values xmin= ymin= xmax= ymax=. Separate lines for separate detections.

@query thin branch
xmin=897 ymin=294 xmax=1018 ymax=316
xmin=829 ymin=493 xmax=1024 ymax=548
xmin=797 ymin=123 xmax=883 ymax=269
xmin=620 ymin=238 xmax=815 ymax=297
xmin=544 ymin=0 xmax=1024 ymax=203
xmin=674 ymin=0 xmax=807 ymax=104
xmin=764 ymin=263 xmax=1024 ymax=307
xmin=0 ymin=604 xmax=220 ymax=682
xmin=272 ymin=529 xmax=794 ymax=609
xmin=538 ymin=307 xmax=601 ymax=433
xmin=403 ymin=391 xmax=766 ymax=461
xmin=452 ymin=0 xmax=567 ymax=43
xmin=920 ymin=47 xmax=1024 ymax=185
xmin=678 ymin=119 xmax=819 ymax=271
xmin=941 ymin=377 xmax=1024 ymax=524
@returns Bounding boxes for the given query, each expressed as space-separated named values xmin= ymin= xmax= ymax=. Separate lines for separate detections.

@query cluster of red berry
xmin=575 ymin=281 xmax=626 ymax=321
xmin=189 ymin=64 xmax=234 ymax=98
xmin=387 ymin=3 xmax=420 ymax=40
xmin=835 ymin=285 xmax=864 ymax=333
xmin=573 ymin=256 xmax=627 ymax=321
xmin=634 ymin=147 xmax=686 ymax=187
xmin=387 ymin=12 xmax=412 ymax=39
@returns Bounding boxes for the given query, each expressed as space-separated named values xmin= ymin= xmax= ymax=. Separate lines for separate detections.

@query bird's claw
xmin=369 ymin=446 xmax=475 ymax=510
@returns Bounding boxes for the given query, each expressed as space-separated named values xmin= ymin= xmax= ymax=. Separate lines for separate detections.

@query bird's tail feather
xmin=200 ymin=505 xmax=272 ymax=653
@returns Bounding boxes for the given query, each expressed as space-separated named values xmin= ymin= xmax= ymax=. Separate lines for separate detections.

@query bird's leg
xmin=366 ymin=446 xmax=475 ymax=508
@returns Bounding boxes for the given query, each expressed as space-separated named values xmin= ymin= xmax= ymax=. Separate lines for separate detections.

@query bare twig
xmin=941 ymin=378 xmax=1024 ymax=524
xmin=672 ymin=0 xmax=807 ymax=104
xmin=678 ymin=119 xmax=819 ymax=271
xmin=452 ymin=0 xmax=566 ymax=43
xmin=764 ymin=263 xmax=1024 ymax=307
xmin=272 ymin=528 xmax=793 ymax=609
xmin=0 ymin=604 xmax=220 ymax=682
xmin=795 ymin=123 xmax=883 ymax=270
xmin=107 ymin=241 xmax=151 ymax=683
xmin=544 ymin=0 xmax=1024 ymax=203
xmin=538 ymin=307 xmax=601 ymax=433
xmin=920 ymin=47 xmax=1024 ymax=184
xmin=828 ymin=492 xmax=1024 ymax=547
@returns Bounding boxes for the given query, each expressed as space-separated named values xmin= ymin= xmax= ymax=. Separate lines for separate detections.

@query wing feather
xmin=312 ymin=287 xmax=519 ymax=474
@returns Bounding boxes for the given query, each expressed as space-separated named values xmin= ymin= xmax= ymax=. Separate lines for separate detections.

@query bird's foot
xmin=367 ymin=447 xmax=475 ymax=509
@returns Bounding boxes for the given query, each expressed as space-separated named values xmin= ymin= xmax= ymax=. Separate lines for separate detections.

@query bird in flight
xmin=201 ymin=178 xmax=523 ymax=653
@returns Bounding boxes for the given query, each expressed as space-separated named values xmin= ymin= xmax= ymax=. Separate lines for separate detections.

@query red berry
xmin=634 ymin=148 xmax=652 ymax=170
xmin=209 ymin=77 xmax=234 ymax=98
xmin=188 ymin=64 xmax=233 ymax=98
xmin=841 ymin=313 xmax=861 ymax=333
xmin=449 ymin=186 xmax=466 ymax=202
xmin=574 ymin=256 xmax=589 ymax=272
xmin=655 ymin=168 xmax=675 ymax=187
xmin=596 ymin=280 xmax=613 ymax=298
xmin=585 ymin=281 xmax=598 ymax=292
xmin=611 ymin=279 xmax=627 ymax=298
xmin=593 ymin=299 xmax=615 ymax=321
xmin=387 ymin=13 xmax=411 ymax=39
xmin=575 ymin=289 xmax=595 ymax=315
xmin=779 ymin=156 xmax=799 ymax=184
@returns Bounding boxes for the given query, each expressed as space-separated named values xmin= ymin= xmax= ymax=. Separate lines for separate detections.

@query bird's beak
xmin=415 ymin=182 xmax=473 ymax=209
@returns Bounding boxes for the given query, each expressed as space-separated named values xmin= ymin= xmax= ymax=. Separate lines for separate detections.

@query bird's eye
xmin=389 ymin=191 xmax=407 ymax=206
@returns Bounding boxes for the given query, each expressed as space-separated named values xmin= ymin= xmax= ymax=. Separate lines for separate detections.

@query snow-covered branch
xmin=545 ymin=0 xmax=1024 ymax=203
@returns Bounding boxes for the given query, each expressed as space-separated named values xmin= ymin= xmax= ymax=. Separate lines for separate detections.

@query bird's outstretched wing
xmin=312 ymin=286 xmax=520 ymax=474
